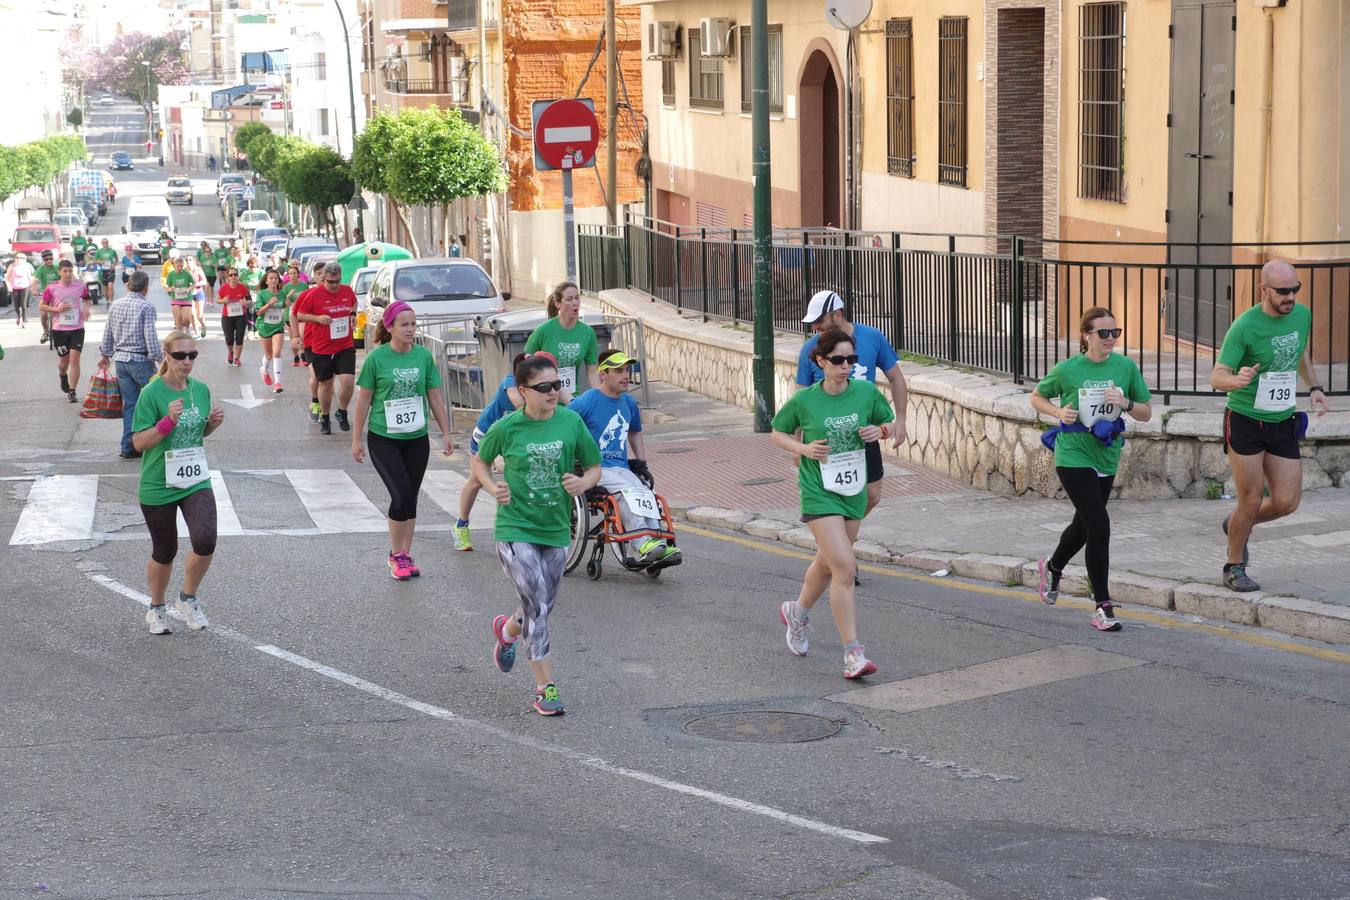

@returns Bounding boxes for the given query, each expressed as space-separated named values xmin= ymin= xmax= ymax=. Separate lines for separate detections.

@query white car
xmin=363 ymin=258 xmax=505 ymax=335
xmin=236 ymin=209 xmax=274 ymax=242
xmin=54 ymin=208 xmax=89 ymax=241
xmin=98 ymin=96 xmax=115 ymax=106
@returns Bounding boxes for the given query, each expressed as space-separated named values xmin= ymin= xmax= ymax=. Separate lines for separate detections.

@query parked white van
xmin=123 ymin=198 xmax=176 ymax=264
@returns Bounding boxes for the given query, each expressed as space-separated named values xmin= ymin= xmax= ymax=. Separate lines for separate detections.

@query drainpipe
xmin=1255 ymin=8 xmax=1275 ymax=258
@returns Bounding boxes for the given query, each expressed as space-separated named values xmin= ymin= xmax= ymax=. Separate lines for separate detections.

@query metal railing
xmin=413 ymin=312 xmax=482 ymax=433
xmin=384 ymin=78 xmax=460 ymax=97
xmin=578 ymin=214 xmax=1350 ymax=400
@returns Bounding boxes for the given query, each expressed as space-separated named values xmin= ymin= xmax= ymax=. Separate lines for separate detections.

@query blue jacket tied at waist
xmin=1040 ymin=417 xmax=1127 ymax=452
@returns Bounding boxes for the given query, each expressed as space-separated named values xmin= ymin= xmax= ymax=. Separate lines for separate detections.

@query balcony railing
xmin=385 ymin=78 xmax=457 ymax=97
xmin=445 ymin=0 xmax=499 ymax=32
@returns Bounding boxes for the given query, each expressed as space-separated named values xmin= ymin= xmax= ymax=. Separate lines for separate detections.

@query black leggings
xmin=368 ymin=432 xmax=429 ymax=522
xmin=1049 ymin=467 xmax=1115 ymax=604
xmin=221 ymin=315 xmax=247 ymax=345
xmin=141 ymin=489 xmax=218 ymax=564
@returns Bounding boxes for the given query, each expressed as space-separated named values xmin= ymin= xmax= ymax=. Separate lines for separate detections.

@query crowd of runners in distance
xmin=36 ymin=241 xmax=1335 ymax=713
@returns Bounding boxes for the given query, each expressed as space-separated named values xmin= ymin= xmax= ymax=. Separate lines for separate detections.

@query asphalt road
xmin=1 ymin=105 xmax=1349 ymax=900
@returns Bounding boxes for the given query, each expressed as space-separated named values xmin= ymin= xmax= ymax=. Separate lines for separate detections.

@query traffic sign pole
xmin=562 ymin=161 xmax=576 ymax=281
xmin=531 ymin=98 xmax=599 ymax=284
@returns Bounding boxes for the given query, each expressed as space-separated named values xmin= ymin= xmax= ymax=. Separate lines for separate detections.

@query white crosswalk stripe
xmin=7 ymin=468 xmax=501 ymax=545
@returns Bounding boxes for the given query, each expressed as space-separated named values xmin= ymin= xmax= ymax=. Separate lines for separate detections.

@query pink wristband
xmin=155 ymin=416 xmax=176 ymax=436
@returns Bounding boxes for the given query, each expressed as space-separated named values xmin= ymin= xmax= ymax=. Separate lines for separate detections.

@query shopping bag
xmin=80 ymin=371 xmax=123 ymax=419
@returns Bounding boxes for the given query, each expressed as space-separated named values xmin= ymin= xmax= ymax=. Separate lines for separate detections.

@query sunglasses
xmin=1090 ymin=328 xmax=1123 ymax=339
xmin=227 ymin=271 xmax=239 ymax=276
xmin=1267 ymin=283 xmax=1301 ymax=297
xmin=522 ymin=380 xmax=564 ymax=394
xmin=824 ymin=354 xmax=860 ymax=366
xmin=168 ymin=350 xmax=199 ymax=361
xmin=324 ymin=279 xmax=341 ymax=285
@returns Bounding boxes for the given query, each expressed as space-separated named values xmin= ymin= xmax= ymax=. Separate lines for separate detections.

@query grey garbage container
xmin=476 ymin=308 xmax=611 ymax=395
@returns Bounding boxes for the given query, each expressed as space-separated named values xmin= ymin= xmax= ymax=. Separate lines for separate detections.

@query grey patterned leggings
xmin=495 ymin=541 xmax=567 ymax=662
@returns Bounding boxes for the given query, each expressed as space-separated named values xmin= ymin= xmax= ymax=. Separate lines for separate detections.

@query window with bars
xmin=938 ymin=17 xmax=968 ymax=187
xmin=688 ymin=29 xmax=725 ymax=109
xmin=662 ymin=59 xmax=676 ymax=106
xmin=1079 ymin=2 xmax=1126 ymax=202
xmin=885 ymin=19 xmax=914 ymax=177
xmin=738 ymin=25 xmax=783 ymax=114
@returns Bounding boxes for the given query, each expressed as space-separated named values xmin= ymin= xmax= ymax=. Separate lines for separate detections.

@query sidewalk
xmin=639 ymin=382 xmax=1350 ymax=646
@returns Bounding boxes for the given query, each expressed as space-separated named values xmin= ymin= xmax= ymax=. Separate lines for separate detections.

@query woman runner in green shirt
xmin=1030 ymin=306 xmax=1152 ymax=632
xmin=351 ymin=301 xmax=454 ymax=580
xmin=523 ymin=280 xmax=599 ymax=402
xmin=131 ymin=329 xmax=226 ymax=635
xmin=254 ymin=268 xmax=289 ymax=393
xmin=472 ymin=353 xmax=602 ymax=715
xmin=771 ymin=330 xmax=895 ymax=680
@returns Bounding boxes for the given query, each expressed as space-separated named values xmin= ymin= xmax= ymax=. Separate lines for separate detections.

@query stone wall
xmin=599 ymin=288 xmax=1350 ymax=499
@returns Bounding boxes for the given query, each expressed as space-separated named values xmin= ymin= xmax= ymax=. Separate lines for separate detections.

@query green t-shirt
xmin=281 ymin=280 xmax=306 ymax=305
xmin=94 ymin=247 xmax=118 ymax=269
xmin=254 ymin=288 xmax=288 ymax=336
xmin=164 ymin=269 xmax=194 ymax=302
xmin=1216 ymin=303 xmax=1312 ymax=423
xmin=197 ymin=249 xmax=216 ymax=273
xmin=355 ymin=343 xmax=442 ymax=439
xmin=476 ymin=407 xmax=601 ymax=547
xmin=34 ymin=264 xmax=59 ymax=290
xmin=213 ymin=247 xmax=233 ymax=269
xmin=132 ymin=377 xmax=214 ymax=506
xmin=71 ymin=236 xmax=88 ymax=252
xmin=771 ymin=380 xmax=895 ymax=520
xmin=240 ymin=267 xmax=262 ymax=292
xmin=1035 ymin=353 xmax=1151 ymax=475
xmin=523 ymin=317 xmax=599 ymax=371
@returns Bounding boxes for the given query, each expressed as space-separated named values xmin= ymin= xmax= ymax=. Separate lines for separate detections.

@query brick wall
xmin=502 ymin=0 xmax=645 ymax=212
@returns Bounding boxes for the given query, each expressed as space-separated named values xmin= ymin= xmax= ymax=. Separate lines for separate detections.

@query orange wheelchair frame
xmin=564 ymin=486 xmax=679 ymax=580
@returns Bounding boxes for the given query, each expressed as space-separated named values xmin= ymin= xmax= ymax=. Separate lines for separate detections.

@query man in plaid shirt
xmin=97 ymin=271 xmax=164 ymax=459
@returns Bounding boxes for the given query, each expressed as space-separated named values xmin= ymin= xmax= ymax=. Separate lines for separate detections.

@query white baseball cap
xmin=168 ymin=248 xmax=181 ymax=259
xmin=802 ymin=290 xmax=844 ymax=324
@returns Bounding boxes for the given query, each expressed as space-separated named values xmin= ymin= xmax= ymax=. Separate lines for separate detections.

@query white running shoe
xmin=173 ymin=593 xmax=209 ymax=631
xmin=843 ymin=646 xmax=877 ymax=680
xmin=779 ymin=600 xmax=809 ymax=656
xmin=146 ymin=605 xmax=173 ymax=635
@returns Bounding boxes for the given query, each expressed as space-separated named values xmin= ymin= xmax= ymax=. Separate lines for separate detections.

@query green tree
xmin=354 ymin=108 xmax=505 ymax=255
xmin=0 ymin=136 xmax=87 ymax=203
xmin=276 ymin=144 xmax=354 ymax=240
xmin=233 ymin=122 xmax=273 ymax=159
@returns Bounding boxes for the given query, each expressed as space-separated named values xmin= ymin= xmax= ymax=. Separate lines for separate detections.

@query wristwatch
xmin=1125 ymin=398 xmax=1135 ymax=412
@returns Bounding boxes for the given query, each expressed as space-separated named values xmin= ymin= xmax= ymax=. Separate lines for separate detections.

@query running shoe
xmin=779 ymin=600 xmax=809 ymax=656
xmin=453 ymin=525 xmax=474 ymax=552
xmin=388 ymin=551 xmax=414 ymax=581
xmin=145 ymin=604 xmax=173 ymax=635
xmin=1223 ymin=564 xmax=1260 ymax=593
xmin=292 ymin=355 xmax=302 ymax=367
xmin=67 ymin=390 xmax=78 ymax=404
xmin=656 ymin=545 xmax=683 ymax=567
xmin=1036 ymin=556 xmax=1060 ymax=605
xmin=843 ymin=646 xmax=877 ymax=680
xmin=261 ymin=366 xmax=273 ymax=386
xmin=60 ymin=373 xmax=70 ymax=394
xmin=636 ymin=538 xmax=665 ymax=564
xmin=309 ymin=401 xmax=321 ymax=423
xmin=1221 ymin=514 xmax=1249 ymax=566
xmin=492 ymin=614 xmax=517 ymax=673
xmin=1090 ymin=602 xmax=1123 ymax=632
xmin=335 ymin=409 xmax=350 ymax=432
xmin=405 ymin=555 xmax=421 ymax=577
xmin=273 ymin=383 xmax=283 ymax=394
xmin=319 ymin=416 xmax=332 ymax=435
xmin=39 ymin=332 xmax=48 ymax=343
xmin=173 ymin=593 xmax=209 ymax=631
xmin=226 ymin=355 xmax=234 ymax=366
xmin=232 ymin=358 xmax=242 ymax=368
xmin=533 ymin=682 xmax=565 ymax=716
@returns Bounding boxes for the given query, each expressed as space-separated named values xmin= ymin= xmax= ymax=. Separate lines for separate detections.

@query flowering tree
xmin=88 ymin=33 xmax=191 ymax=107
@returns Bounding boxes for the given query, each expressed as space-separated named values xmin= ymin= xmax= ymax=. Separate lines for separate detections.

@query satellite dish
xmin=824 ymin=0 xmax=870 ymax=30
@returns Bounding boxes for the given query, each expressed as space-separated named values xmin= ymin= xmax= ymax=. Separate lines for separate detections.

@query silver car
xmin=364 ymin=259 xmax=505 ymax=328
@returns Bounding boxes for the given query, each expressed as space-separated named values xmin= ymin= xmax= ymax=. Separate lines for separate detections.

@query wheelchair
xmin=564 ymin=485 xmax=680 ymax=580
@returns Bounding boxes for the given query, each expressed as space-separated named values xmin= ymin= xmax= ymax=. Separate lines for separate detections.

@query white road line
xmin=178 ymin=471 xmax=244 ymax=537
xmin=421 ymin=468 xmax=496 ymax=528
xmin=10 ymin=475 xmax=99 ymax=545
xmin=285 ymin=469 xmax=387 ymax=533
xmin=86 ymin=572 xmax=887 ymax=847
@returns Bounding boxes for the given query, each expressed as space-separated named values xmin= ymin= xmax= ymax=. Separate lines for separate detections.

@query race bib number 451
xmin=820 ymin=450 xmax=865 ymax=497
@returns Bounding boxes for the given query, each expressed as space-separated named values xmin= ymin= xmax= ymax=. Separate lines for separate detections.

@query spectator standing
xmin=97 ymin=271 xmax=163 ymax=459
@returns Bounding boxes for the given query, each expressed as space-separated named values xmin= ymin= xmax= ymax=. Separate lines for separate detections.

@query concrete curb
xmin=672 ymin=504 xmax=1350 ymax=647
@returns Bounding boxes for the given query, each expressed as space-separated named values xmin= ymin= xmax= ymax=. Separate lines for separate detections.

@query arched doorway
xmin=798 ymin=46 xmax=843 ymax=228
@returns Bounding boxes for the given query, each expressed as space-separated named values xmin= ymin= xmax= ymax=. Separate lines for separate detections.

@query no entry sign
xmin=531 ymin=99 xmax=599 ymax=171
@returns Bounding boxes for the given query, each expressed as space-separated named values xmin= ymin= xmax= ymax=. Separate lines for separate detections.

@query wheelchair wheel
xmin=564 ymin=493 xmax=589 ymax=574
xmin=644 ymin=565 xmax=661 ymax=578
xmin=586 ymin=556 xmax=603 ymax=580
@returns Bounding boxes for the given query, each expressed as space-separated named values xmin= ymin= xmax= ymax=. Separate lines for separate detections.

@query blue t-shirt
xmin=475 ymin=375 xmax=517 ymax=434
xmin=796 ymin=323 xmax=900 ymax=385
xmin=568 ymin=388 xmax=642 ymax=468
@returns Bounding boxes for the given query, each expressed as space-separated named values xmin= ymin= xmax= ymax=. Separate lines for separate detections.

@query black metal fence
xmin=577 ymin=214 xmax=1350 ymax=399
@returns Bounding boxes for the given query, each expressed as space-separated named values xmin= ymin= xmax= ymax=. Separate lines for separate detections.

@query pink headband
xmin=383 ymin=300 xmax=413 ymax=328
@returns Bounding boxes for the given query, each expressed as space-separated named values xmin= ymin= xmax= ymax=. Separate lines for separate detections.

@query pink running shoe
xmin=261 ymin=366 xmax=273 ymax=386
xmin=388 ymin=552 xmax=414 ymax=581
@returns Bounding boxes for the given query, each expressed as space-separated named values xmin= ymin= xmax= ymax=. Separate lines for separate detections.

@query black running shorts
xmin=51 ymin=328 xmax=85 ymax=357
xmin=1224 ymin=408 xmax=1300 ymax=461
xmin=310 ymin=346 xmax=356 ymax=381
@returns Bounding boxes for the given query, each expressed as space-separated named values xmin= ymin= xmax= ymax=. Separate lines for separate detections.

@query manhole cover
xmin=654 ymin=446 xmax=694 ymax=454
xmin=739 ymin=476 xmax=785 ymax=486
xmin=682 ymin=711 xmax=841 ymax=743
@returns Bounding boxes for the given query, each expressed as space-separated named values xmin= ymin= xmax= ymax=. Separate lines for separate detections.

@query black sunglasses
xmin=1268 ymin=283 xmax=1301 ymax=297
xmin=168 ymin=350 xmax=199 ymax=361
xmin=824 ymin=354 xmax=860 ymax=366
xmin=522 ymin=380 xmax=564 ymax=394
xmin=1090 ymin=328 xmax=1123 ymax=339
xmin=324 ymin=278 xmax=341 ymax=285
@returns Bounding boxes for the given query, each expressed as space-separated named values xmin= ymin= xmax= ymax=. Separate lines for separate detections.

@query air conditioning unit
xmin=646 ymin=21 xmax=681 ymax=59
xmin=699 ymin=17 xmax=734 ymax=57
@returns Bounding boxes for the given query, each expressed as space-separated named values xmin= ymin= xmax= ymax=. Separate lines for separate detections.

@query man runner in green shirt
xmin=94 ymin=238 xmax=119 ymax=301
xmin=71 ymin=231 xmax=89 ymax=265
xmin=1210 ymin=259 xmax=1330 ymax=592
xmin=34 ymin=249 xmax=59 ymax=344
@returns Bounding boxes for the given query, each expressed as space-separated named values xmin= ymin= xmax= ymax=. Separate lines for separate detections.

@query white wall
xmin=509 ymin=205 xmax=612 ymax=303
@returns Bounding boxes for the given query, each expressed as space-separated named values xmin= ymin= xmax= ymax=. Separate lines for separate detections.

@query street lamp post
xmin=331 ymin=0 xmax=362 ymax=243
